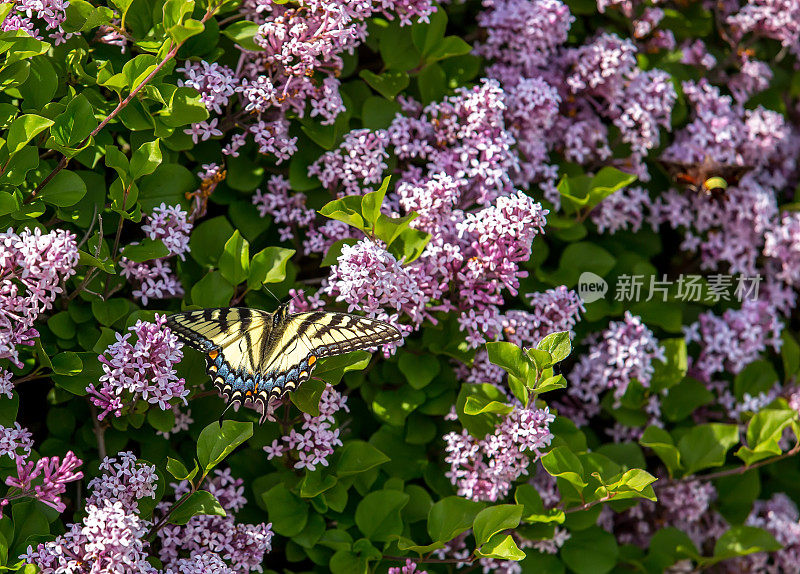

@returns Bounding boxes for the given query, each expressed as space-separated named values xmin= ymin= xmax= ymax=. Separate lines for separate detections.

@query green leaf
xmin=541 ymin=446 xmax=587 ymax=492
xmin=0 ymin=145 xmax=38 ymax=185
xmin=427 ymin=36 xmax=472 ymax=62
xmin=536 ymin=332 xmax=572 ymax=363
xmin=247 ymin=246 xmax=295 ymax=288
xmin=536 ymin=374 xmax=567 ymax=394
xmin=6 ymin=114 xmax=52 ymax=155
xmin=169 ymin=18 xmax=205 ymax=44
xmin=168 ymin=491 xmax=226 ymax=525
xmin=138 ymin=163 xmax=194 ymax=211
xmin=290 ymin=377 xmax=326 ymax=417
xmin=662 ymin=378 xmax=714 ymax=422
xmin=647 ymin=527 xmax=701 ymax=570
xmin=386 ymin=226 xmax=431 ymax=264
xmin=147 ymin=407 xmax=175 ymax=433
xmin=221 ymin=20 xmax=263 ymax=51
xmin=47 ymin=311 xmax=76 ymax=339
xmin=219 ymin=230 xmax=250 ymax=285
xmin=190 ymin=216 xmax=234 ymax=267
xmin=355 ymin=490 xmax=410 ymax=541
xmin=712 ymin=526 xmax=781 ymax=560
xmin=463 ymin=395 xmax=513 ymax=416
xmin=299 ymin=469 xmax=337 ymax=498
xmin=678 ymin=423 xmax=739 ymax=475
xmin=314 ymin=350 xmax=371 ymax=385
xmin=560 ymin=527 xmax=620 ymax=574
xmin=263 ymin=483 xmax=309 ymax=537
xmin=166 ymin=457 xmax=198 ymax=482
xmin=514 ymin=484 xmax=565 ymax=524
xmin=91 ymin=298 xmax=128 ymax=327
xmin=319 ymin=195 xmax=368 ymax=233
xmin=427 ymin=496 xmax=485 ymax=543
xmin=485 ymin=341 xmax=534 ymax=385
xmin=398 ymin=353 xmax=441 ymax=390
xmin=736 ymin=408 xmax=796 ymax=465
xmin=359 ymin=70 xmax=410 ymax=100
xmin=191 ymin=271 xmax=235 ymax=308
xmin=50 ymin=94 xmax=97 ymax=148
xmin=473 ymin=504 xmax=523 ymax=546
xmin=476 ymin=533 xmax=526 ymax=561
xmin=161 ymin=86 xmax=209 ymax=128
xmin=379 ymin=21 xmax=421 ymax=71
xmin=361 ymin=175 xmax=391 ymax=227
xmin=196 ymin=420 xmax=253 ymax=471
xmin=130 ymin=139 xmax=162 ymax=180
xmin=782 ymin=330 xmax=800 ymax=381
xmin=51 ymin=351 xmax=82 ymax=375
xmin=639 ymin=426 xmax=682 ymax=477
xmin=38 ymin=170 xmax=87 ymax=207
xmin=335 ymin=441 xmax=390 ymax=477
xmin=121 ymin=239 xmax=170 ymax=262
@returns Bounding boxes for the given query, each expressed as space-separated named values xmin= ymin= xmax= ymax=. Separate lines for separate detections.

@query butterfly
xmin=166 ymin=306 xmax=402 ymax=423
xmin=660 ymin=157 xmax=752 ymax=200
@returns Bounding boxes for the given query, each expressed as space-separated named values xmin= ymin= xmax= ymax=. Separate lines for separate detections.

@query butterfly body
xmin=167 ymin=306 xmax=402 ymax=423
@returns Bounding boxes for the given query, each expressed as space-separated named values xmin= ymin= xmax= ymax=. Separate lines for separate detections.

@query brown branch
xmin=25 ymin=8 xmax=219 ymax=205
xmin=88 ymin=403 xmax=108 ymax=460
xmin=382 ymin=555 xmax=475 ymax=565
xmin=562 ymin=493 xmax=617 ymax=514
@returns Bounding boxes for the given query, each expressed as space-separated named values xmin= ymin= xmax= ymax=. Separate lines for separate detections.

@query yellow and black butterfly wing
xmin=256 ymin=311 xmax=403 ymax=400
xmin=166 ymin=307 xmax=276 ymax=411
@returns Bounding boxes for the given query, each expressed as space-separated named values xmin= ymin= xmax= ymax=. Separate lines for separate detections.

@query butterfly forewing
xmin=165 ymin=307 xmax=402 ymax=422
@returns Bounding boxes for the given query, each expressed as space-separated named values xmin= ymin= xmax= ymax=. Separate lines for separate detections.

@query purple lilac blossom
xmin=0 ymin=228 xmax=79 ymax=368
xmin=87 ymin=314 xmax=188 ymax=420
xmin=264 ymin=384 xmax=348 ymax=471
xmin=4 ymin=451 xmax=83 ymax=515
xmin=558 ymin=312 xmax=665 ymax=425
xmin=156 ymin=468 xmax=273 ymax=571
xmin=443 ymin=406 xmax=555 ymax=501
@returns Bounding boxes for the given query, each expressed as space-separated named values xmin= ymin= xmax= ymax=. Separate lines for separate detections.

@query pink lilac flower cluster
xmin=475 ymin=0 xmax=677 ymax=191
xmin=179 ymin=1 xmax=434 ymax=162
xmin=24 ymin=451 xmax=158 ymax=573
xmin=309 ymin=129 xmax=391 ymax=195
xmin=3 ymin=451 xmax=83 ymax=516
xmin=0 ymin=422 xmax=32 ymax=459
xmin=252 ymin=175 xmax=316 ymax=241
xmin=558 ymin=312 xmax=665 ymax=426
xmin=264 ymin=384 xmax=348 ymax=471
xmin=120 ymin=204 xmax=192 ymax=305
xmin=388 ymin=559 xmax=428 ymax=574
xmin=86 ymin=452 xmax=158 ymax=508
xmin=1 ymin=0 xmax=72 ymax=44
xmin=684 ymin=298 xmax=784 ymax=382
xmin=157 ymin=468 xmax=273 ymax=571
xmin=735 ymin=493 xmax=800 ymax=571
xmin=325 ymin=238 xmax=428 ymax=336
xmin=0 ymin=368 xmax=11 ymax=398
xmin=600 ymin=480 xmax=726 ymax=551
xmin=87 ymin=314 xmax=188 ymax=420
xmin=0 ymin=227 xmax=78 ymax=368
xmin=728 ymin=0 xmax=800 ymax=59
xmin=764 ymin=212 xmax=800 ymax=287
xmin=443 ymin=406 xmax=555 ymax=502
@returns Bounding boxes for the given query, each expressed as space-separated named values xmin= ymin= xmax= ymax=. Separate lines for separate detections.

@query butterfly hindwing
xmin=166 ymin=307 xmax=402 ymax=423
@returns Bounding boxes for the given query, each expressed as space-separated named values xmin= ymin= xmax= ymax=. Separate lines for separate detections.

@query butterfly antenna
xmin=219 ymin=399 xmax=238 ymax=420
xmin=261 ymin=285 xmax=283 ymax=308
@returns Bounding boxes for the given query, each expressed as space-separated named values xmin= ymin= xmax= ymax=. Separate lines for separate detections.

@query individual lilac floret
xmin=156 ymin=468 xmax=273 ymax=572
xmin=264 ymin=384 xmax=349 ymax=471
xmin=0 ymin=423 xmax=33 ymax=459
xmin=0 ymin=228 xmax=79 ymax=368
xmin=4 ymin=451 xmax=83 ymax=514
xmin=443 ymin=406 xmax=555 ymax=502
xmin=88 ymin=315 xmax=188 ymax=420
xmin=141 ymin=203 xmax=193 ymax=261
xmin=559 ymin=312 xmax=665 ymax=424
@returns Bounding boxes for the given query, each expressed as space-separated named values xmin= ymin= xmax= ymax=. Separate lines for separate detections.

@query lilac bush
xmin=3 ymin=0 xmax=800 ymax=571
